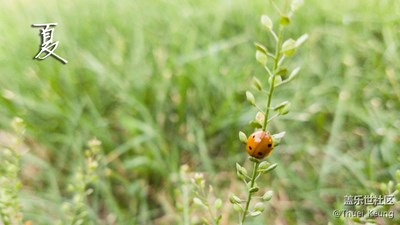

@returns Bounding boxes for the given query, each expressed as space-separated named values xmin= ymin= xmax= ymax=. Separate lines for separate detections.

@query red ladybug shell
xmin=246 ymin=130 xmax=274 ymax=159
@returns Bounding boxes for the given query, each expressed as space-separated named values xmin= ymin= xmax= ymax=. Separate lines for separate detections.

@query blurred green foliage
xmin=0 ymin=0 xmax=399 ymax=224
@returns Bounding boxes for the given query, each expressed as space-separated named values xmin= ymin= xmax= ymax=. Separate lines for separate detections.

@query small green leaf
xmin=291 ymin=0 xmax=304 ymax=12
xmin=236 ymin=169 xmax=245 ymax=180
xmin=214 ymin=198 xmax=222 ymax=210
xmin=256 ymin=50 xmax=268 ymax=65
xmin=396 ymin=170 xmax=400 ymax=180
xmin=397 ymin=183 xmax=400 ymax=192
xmin=229 ymin=194 xmax=242 ymax=204
xmin=255 ymin=111 xmax=265 ymax=124
xmin=259 ymin=163 xmax=278 ymax=174
xmin=380 ymin=183 xmax=387 ymax=193
xmin=201 ymin=217 xmax=210 ymax=225
xmin=253 ymin=77 xmax=263 ymax=91
xmin=281 ymin=39 xmax=297 ymax=56
xmin=367 ymin=218 xmax=379 ymax=223
xmin=254 ymin=202 xmax=265 ymax=212
xmin=258 ymin=161 xmax=271 ymax=170
xmin=272 ymin=131 xmax=286 ymax=146
xmin=279 ymin=15 xmax=290 ymax=26
xmin=273 ymin=101 xmax=289 ymax=111
xmin=216 ymin=215 xmax=222 ymax=223
xmin=176 ymin=202 xmax=183 ymax=211
xmin=275 ymin=101 xmax=291 ymax=115
xmin=249 ymin=187 xmax=259 ymax=193
xmin=266 ymin=163 xmax=278 ymax=172
xmin=86 ymin=188 xmax=94 ymax=196
xmin=194 ymin=173 xmax=204 ymax=184
xmin=249 ymin=120 xmax=262 ymax=128
xmin=193 ymin=197 xmax=205 ymax=208
xmin=249 ymin=211 xmax=262 ymax=217
xmin=248 ymin=156 xmax=261 ymax=163
xmin=276 ymin=68 xmax=288 ymax=76
xmin=285 ymin=66 xmax=301 ymax=83
xmin=239 ymin=131 xmax=248 ymax=144
xmin=261 ymin=15 xmax=273 ymax=30
xmin=262 ymin=190 xmax=274 ymax=201
xmin=275 ymin=76 xmax=283 ymax=86
xmin=254 ymin=42 xmax=268 ymax=55
xmin=236 ymin=163 xmax=248 ymax=178
xmin=233 ymin=203 xmax=244 ymax=212
xmin=246 ymin=91 xmax=256 ymax=105
xmin=269 ymin=75 xmax=282 ymax=87
xmin=295 ymin=34 xmax=309 ymax=47
xmin=235 ymin=163 xmax=242 ymax=172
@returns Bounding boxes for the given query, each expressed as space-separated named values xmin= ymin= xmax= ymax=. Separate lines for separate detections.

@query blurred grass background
xmin=0 ymin=0 xmax=399 ymax=224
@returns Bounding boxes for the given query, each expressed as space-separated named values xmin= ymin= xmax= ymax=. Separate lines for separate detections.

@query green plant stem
xmin=267 ymin=113 xmax=279 ymax=123
xmin=182 ymin=184 xmax=190 ymax=225
xmin=207 ymin=206 xmax=217 ymax=225
xmin=205 ymin=202 xmax=217 ymax=225
xmin=263 ymin=27 xmax=283 ymax=131
xmin=198 ymin=184 xmax=217 ymax=225
xmin=240 ymin=161 xmax=260 ymax=224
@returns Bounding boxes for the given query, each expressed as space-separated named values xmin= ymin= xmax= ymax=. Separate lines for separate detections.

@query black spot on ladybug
xmin=249 ymin=146 xmax=252 ymax=150
xmin=252 ymin=135 xmax=255 ymax=138
xmin=268 ymin=144 xmax=272 ymax=147
xmin=257 ymin=152 xmax=262 ymax=156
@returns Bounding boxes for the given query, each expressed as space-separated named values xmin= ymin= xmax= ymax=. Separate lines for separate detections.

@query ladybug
xmin=246 ymin=130 xmax=274 ymax=159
